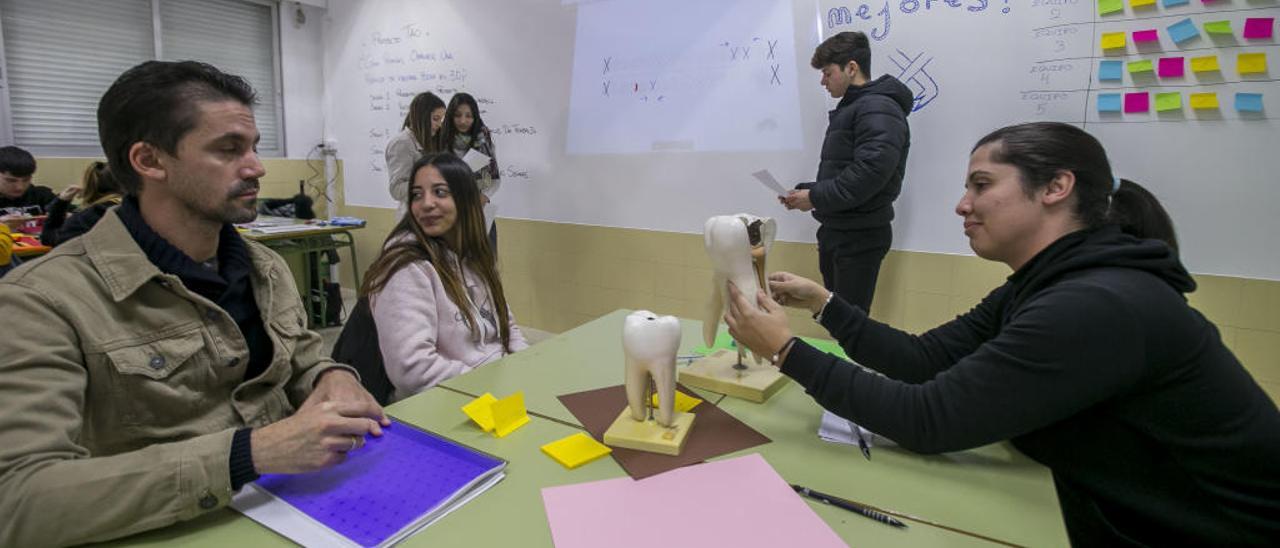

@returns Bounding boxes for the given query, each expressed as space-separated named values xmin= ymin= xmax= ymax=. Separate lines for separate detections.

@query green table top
xmin=106 ymin=309 xmax=1067 ymax=547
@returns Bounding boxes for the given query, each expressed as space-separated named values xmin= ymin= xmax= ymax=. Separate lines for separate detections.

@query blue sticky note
xmin=1235 ymin=93 xmax=1264 ymax=112
xmin=1167 ymin=18 xmax=1199 ymax=45
xmin=1099 ymin=60 xmax=1124 ymax=81
xmin=1098 ymin=93 xmax=1123 ymax=112
xmin=1162 ymin=0 xmax=1188 ymax=6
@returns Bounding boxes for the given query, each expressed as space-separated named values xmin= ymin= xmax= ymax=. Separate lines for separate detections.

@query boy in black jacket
xmin=783 ymin=31 xmax=913 ymax=312
xmin=0 ymin=146 xmax=60 ymax=229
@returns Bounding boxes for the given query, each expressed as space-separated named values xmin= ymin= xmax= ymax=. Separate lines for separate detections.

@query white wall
xmin=279 ymin=0 xmax=327 ymax=158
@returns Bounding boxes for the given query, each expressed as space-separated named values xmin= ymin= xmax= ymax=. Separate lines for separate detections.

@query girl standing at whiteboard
xmin=363 ymin=153 xmax=527 ymax=401
xmin=386 ymin=92 xmax=446 ymax=210
xmin=439 ymin=92 xmax=500 ymax=245
xmin=723 ymin=122 xmax=1280 ymax=545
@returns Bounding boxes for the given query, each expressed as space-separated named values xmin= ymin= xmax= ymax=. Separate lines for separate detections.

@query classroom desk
xmin=106 ymin=309 xmax=1068 ymax=547
xmin=241 ymin=223 xmax=363 ymax=328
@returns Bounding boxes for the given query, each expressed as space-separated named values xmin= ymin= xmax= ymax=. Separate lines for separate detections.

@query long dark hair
xmin=402 ymin=92 xmax=445 ymax=153
xmin=973 ymin=122 xmax=1178 ymax=251
xmin=439 ymin=92 xmax=486 ymax=147
xmin=360 ymin=153 xmax=513 ymax=351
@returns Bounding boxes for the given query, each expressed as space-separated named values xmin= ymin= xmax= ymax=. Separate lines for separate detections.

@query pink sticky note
xmin=1243 ymin=18 xmax=1275 ymax=39
xmin=1133 ymin=29 xmax=1160 ymax=43
xmin=541 ymin=454 xmax=846 ymax=548
xmin=1158 ymin=57 xmax=1185 ymax=78
xmin=1125 ymin=92 xmax=1150 ymax=113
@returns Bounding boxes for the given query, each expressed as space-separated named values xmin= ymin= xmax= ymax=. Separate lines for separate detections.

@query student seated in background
xmin=40 ymin=160 xmax=124 ymax=247
xmin=364 ymin=153 xmax=527 ymax=401
xmin=724 ymin=122 xmax=1280 ymax=545
xmin=0 ymin=60 xmax=388 ymax=547
xmin=0 ymin=145 xmax=58 ymax=230
xmin=386 ymin=91 xmax=446 ymax=210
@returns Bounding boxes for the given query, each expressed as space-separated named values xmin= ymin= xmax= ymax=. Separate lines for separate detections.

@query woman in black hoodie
xmin=724 ymin=122 xmax=1280 ymax=545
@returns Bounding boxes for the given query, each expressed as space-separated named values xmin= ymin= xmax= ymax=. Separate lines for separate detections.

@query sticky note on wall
xmin=1190 ymin=92 xmax=1219 ymax=109
xmin=1190 ymin=55 xmax=1220 ymax=72
xmin=1098 ymin=93 xmax=1123 ymax=112
xmin=1131 ymin=0 xmax=1156 ymax=6
xmin=1155 ymin=92 xmax=1182 ymax=111
xmin=1099 ymin=0 xmax=1124 ymax=15
xmin=1243 ymin=18 xmax=1275 ymax=40
xmin=1238 ymin=53 xmax=1268 ymax=74
xmin=1125 ymin=92 xmax=1150 ymax=112
xmin=1203 ymin=21 xmax=1233 ymax=35
xmin=1128 ymin=59 xmax=1155 ymax=73
xmin=1133 ymin=29 xmax=1160 ymax=43
xmin=1099 ymin=60 xmax=1124 ymax=81
xmin=1101 ymin=32 xmax=1127 ymax=50
xmin=1168 ymin=18 xmax=1200 ymax=44
xmin=1158 ymin=57 xmax=1185 ymax=78
xmin=1162 ymin=0 xmax=1188 ymax=6
xmin=1235 ymin=93 xmax=1264 ymax=112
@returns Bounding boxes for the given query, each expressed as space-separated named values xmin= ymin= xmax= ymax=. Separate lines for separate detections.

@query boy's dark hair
xmin=810 ymin=31 xmax=871 ymax=76
xmin=97 ymin=60 xmax=257 ymax=196
xmin=0 ymin=146 xmax=36 ymax=177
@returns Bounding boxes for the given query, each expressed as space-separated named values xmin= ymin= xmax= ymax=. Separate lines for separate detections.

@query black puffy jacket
xmin=801 ymin=75 xmax=913 ymax=230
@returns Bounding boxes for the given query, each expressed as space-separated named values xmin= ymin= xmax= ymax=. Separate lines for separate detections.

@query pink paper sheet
xmin=541 ymin=453 xmax=846 ymax=548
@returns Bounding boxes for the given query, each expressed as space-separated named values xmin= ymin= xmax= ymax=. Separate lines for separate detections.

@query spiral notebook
xmin=231 ymin=419 xmax=506 ymax=547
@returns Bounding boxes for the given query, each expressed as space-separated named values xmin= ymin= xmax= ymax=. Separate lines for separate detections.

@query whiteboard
xmin=324 ymin=0 xmax=1280 ymax=280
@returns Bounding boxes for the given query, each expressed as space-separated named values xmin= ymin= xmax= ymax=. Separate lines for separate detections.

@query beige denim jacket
xmin=0 ymin=209 xmax=352 ymax=546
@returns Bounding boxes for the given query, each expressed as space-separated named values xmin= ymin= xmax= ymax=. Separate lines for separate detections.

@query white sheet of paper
xmin=818 ymin=410 xmax=883 ymax=448
xmin=462 ymin=149 xmax=491 ymax=172
xmin=752 ymin=169 xmax=789 ymax=197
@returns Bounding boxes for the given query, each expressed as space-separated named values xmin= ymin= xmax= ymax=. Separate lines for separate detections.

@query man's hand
xmin=306 ymin=369 xmax=390 ymax=425
xmin=57 ymin=186 xmax=82 ymax=202
xmin=781 ymin=190 xmax=814 ymax=212
xmin=768 ymin=272 xmax=831 ymax=315
xmin=723 ymin=282 xmax=794 ymax=366
xmin=250 ymin=400 xmax=387 ymax=474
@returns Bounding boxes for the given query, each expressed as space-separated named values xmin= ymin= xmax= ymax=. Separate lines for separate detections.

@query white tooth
xmin=703 ymin=214 xmax=776 ymax=364
xmin=622 ymin=310 xmax=682 ymax=427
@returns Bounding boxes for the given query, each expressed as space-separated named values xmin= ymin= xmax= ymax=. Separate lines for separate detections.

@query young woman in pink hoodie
xmin=362 ymin=153 xmax=527 ymax=401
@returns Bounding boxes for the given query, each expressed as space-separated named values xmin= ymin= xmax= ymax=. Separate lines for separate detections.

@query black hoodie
xmin=800 ymin=74 xmax=914 ymax=230
xmin=782 ymin=227 xmax=1280 ymax=545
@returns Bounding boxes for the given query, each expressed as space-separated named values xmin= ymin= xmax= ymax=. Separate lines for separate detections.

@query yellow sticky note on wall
xmin=1190 ymin=55 xmax=1220 ymax=72
xmin=1237 ymin=53 xmax=1268 ymax=74
xmin=541 ymin=433 xmax=612 ymax=469
xmin=462 ymin=392 xmax=499 ymax=432
xmin=1189 ymin=92 xmax=1219 ymax=109
xmin=491 ymin=391 xmax=531 ymax=438
xmin=651 ymin=391 xmax=703 ymax=413
xmin=1130 ymin=0 xmax=1155 ymax=7
xmin=1100 ymin=32 xmax=1127 ymax=50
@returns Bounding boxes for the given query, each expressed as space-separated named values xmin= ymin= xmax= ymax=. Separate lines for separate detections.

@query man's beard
xmin=216 ymin=179 xmax=260 ymax=224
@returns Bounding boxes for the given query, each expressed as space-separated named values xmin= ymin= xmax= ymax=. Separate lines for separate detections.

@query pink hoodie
xmin=370 ymin=252 xmax=528 ymax=402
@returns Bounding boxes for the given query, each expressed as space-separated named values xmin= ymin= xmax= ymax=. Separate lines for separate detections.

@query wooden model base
xmin=602 ymin=408 xmax=696 ymax=456
xmin=679 ymin=349 xmax=787 ymax=403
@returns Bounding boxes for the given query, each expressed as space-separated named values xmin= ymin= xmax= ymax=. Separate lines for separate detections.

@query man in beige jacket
xmin=0 ymin=60 xmax=389 ymax=546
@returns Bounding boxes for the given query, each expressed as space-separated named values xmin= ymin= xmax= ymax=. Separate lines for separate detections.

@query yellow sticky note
xmin=1100 ymin=32 xmax=1127 ymax=50
xmin=1190 ymin=55 xmax=1220 ymax=72
xmin=541 ymin=433 xmax=612 ymax=469
xmin=461 ymin=392 xmax=498 ymax=432
xmin=491 ymin=391 xmax=531 ymax=437
xmin=650 ymin=391 xmax=703 ymax=413
xmin=1190 ymin=92 xmax=1219 ymax=110
xmin=1127 ymin=59 xmax=1154 ymax=73
xmin=1130 ymin=0 xmax=1155 ymax=7
xmin=1237 ymin=52 xmax=1268 ymax=74
xmin=1155 ymin=92 xmax=1182 ymax=112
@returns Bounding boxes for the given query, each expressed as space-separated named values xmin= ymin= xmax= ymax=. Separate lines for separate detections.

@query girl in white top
xmin=364 ymin=153 xmax=527 ymax=401
xmin=385 ymin=92 xmax=446 ymax=209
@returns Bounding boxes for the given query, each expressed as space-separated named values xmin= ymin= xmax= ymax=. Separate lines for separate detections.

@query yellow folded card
xmin=1190 ymin=55 xmax=1220 ymax=72
xmin=541 ymin=433 xmax=612 ymax=469
xmin=491 ymin=392 xmax=531 ymax=438
xmin=1190 ymin=92 xmax=1219 ymax=110
xmin=1238 ymin=53 xmax=1268 ymax=74
xmin=1101 ymin=32 xmax=1127 ymax=50
xmin=461 ymin=392 xmax=499 ymax=432
xmin=651 ymin=391 xmax=703 ymax=413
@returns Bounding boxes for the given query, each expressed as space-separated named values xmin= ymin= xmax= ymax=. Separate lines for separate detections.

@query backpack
xmin=330 ymin=296 xmax=395 ymax=405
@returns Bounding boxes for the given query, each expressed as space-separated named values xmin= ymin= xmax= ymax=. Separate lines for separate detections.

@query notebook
xmin=231 ymin=419 xmax=506 ymax=547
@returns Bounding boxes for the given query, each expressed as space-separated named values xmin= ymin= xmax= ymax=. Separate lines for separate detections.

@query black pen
xmin=790 ymin=484 xmax=908 ymax=529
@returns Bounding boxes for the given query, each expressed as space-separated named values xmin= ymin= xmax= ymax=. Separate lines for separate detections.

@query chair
xmin=330 ymin=296 xmax=394 ymax=405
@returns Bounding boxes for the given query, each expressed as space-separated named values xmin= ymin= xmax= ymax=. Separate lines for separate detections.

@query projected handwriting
xmin=890 ymin=49 xmax=939 ymax=112
xmin=826 ymin=0 xmax=1007 ymax=41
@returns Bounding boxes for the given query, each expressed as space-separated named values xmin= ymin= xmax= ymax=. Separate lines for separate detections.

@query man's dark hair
xmin=0 ymin=146 xmax=36 ymax=177
xmin=97 ymin=60 xmax=257 ymax=196
xmin=810 ymin=31 xmax=871 ymax=76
